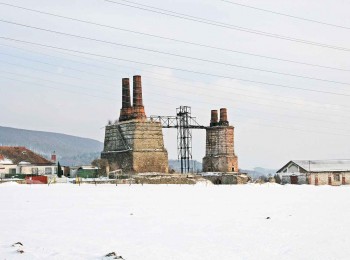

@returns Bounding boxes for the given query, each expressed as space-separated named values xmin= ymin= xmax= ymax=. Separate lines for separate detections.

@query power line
xmin=239 ymin=121 xmax=350 ymax=137
xmin=0 ymin=42 xmax=127 ymax=73
xmin=0 ymin=59 xmax=111 ymax=86
xmin=3 ymin=52 xmax=350 ymax=125
xmin=219 ymin=0 xmax=350 ymax=30
xmin=0 ymin=69 xmax=114 ymax=95
xmin=1 ymin=36 xmax=350 ymax=98
xmin=2 ymin=63 xmax=349 ymax=125
xmin=2 ymin=19 xmax=349 ymax=86
xmin=3 ymin=43 xmax=350 ymax=114
xmin=6 ymin=72 xmax=350 ymax=138
xmin=1 ymin=55 xmax=350 ymax=137
xmin=148 ymin=85 xmax=350 ymax=128
xmin=0 ymin=2 xmax=348 ymax=71
xmin=0 ymin=70 xmax=346 ymax=131
xmin=0 ymin=75 xmax=116 ymax=100
xmin=2 ymin=47 xmax=350 ymax=129
xmin=0 ymin=52 xmax=115 ymax=80
xmin=2 ymin=46 xmax=350 ymax=124
xmin=103 ymin=0 xmax=350 ymax=52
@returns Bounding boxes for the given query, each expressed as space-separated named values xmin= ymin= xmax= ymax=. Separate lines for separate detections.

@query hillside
xmin=241 ymin=167 xmax=278 ymax=179
xmin=168 ymin=159 xmax=203 ymax=173
xmin=0 ymin=126 xmax=103 ymax=166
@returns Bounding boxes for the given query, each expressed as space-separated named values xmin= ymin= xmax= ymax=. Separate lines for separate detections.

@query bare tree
xmin=91 ymin=159 xmax=109 ymax=177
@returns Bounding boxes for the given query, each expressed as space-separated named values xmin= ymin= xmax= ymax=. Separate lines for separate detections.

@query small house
xmin=0 ymin=146 xmax=56 ymax=178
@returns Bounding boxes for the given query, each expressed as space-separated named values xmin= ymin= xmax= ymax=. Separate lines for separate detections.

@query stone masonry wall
xmin=203 ymin=126 xmax=238 ymax=172
xmin=203 ymin=156 xmax=238 ymax=172
xmin=101 ymin=119 xmax=168 ymax=173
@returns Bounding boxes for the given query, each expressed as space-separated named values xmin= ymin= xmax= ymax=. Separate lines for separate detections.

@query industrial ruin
xmin=203 ymin=109 xmax=238 ymax=172
xmin=101 ymin=76 xmax=169 ymax=173
xmin=102 ymin=75 xmax=239 ymax=174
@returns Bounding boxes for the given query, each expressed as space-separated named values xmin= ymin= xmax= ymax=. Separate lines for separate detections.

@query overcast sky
xmin=1 ymin=0 xmax=350 ymax=169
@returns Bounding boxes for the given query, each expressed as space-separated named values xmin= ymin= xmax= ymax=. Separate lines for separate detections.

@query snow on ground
xmin=1 ymin=183 xmax=350 ymax=260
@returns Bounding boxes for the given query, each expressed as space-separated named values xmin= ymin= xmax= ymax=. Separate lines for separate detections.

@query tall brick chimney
xmin=219 ymin=108 xmax=229 ymax=126
xmin=122 ymin=78 xmax=131 ymax=108
xmin=119 ymin=78 xmax=133 ymax=122
xmin=210 ymin=109 xmax=218 ymax=127
xmin=132 ymin=75 xmax=146 ymax=119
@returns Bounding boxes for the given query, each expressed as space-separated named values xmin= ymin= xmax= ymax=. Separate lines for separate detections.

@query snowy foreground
xmin=1 ymin=183 xmax=350 ymax=260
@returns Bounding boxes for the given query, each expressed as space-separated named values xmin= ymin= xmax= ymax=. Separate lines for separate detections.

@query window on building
xmin=31 ymin=168 xmax=38 ymax=174
xmin=9 ymin=168 xmax=16 ymax=174
xmin=45 ymin=167 xmax=52 ymax=174
xmin=334 ymin=173 xmax=340 ymax=182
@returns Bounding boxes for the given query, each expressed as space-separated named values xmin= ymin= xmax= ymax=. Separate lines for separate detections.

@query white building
xmin=0 ymin=146 xmax=57 ymax=177
xmin=277 ymin=160 xmax=350 ymax=185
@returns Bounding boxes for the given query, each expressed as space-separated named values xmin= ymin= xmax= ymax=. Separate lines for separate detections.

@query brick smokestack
xmin=210 ymin=110 xmax=218 ymax=127
xmin=132 ymin=75 xmax=146 ymax=119
xmin=122 ymin=78 xmax=131 ymax=108
xmin=219 ymin=108 xmax=229 ymax=126
xmin=51 ymin=151 xmax=56 ymax=163
xmin=119 ymin=78 xmax=133 ymax=122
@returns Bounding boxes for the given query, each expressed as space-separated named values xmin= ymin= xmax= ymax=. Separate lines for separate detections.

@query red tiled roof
xmin=0 ymin=146 xmax=54 ymax=165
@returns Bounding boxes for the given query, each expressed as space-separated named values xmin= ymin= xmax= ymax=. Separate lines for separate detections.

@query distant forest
xmin=0 ymin=126 xmax=103 ymax=166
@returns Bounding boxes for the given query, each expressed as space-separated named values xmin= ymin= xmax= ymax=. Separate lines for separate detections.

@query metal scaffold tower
xmin=150 ymin=106 xmax=206 ymax=173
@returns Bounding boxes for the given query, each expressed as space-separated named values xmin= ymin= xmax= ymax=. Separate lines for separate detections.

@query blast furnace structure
xmin=101 ymin=76 xmax=169 ymax=173
xmin=203 ymin=108 xmax=238 ymax=172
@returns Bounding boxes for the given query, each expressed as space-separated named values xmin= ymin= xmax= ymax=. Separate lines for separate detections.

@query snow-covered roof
xmin=0 ymin=146 xmax=54 ymax=165
xmin=277 ymin=160 xmax=350 ymax=173
xmin=18 ymin=161 xmax=31 ymax=165
xmin=0 ymin=157 xmax=13 ymax=165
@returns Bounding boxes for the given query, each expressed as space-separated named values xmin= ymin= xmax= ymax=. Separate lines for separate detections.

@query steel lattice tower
xmin=150 ymin=106 xmax=206 ymax=173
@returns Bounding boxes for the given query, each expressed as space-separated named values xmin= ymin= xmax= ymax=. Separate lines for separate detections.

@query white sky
xmin=0 ymin=0 xmax=350 ymax=169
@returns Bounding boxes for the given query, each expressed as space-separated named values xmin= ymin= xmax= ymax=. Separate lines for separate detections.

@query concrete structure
xmin=202 ymin=108 xmax=238 ymax=172
xmin=0 ymin=146 xmax=57 ymax=177
xmin=277 ymin=160 xmax=350 ymax=185
xmin=101 ymin=76 xmax=168 ymax=173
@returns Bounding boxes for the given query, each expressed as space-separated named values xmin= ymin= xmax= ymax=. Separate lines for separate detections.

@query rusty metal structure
xmin=150 ymin=106 xmax=205 ymax=173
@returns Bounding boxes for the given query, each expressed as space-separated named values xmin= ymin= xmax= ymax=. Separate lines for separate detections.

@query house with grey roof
xmin=277 ymin=160 xmax=350 ymax=185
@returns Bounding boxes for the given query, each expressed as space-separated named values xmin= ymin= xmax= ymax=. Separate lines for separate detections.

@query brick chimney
xmin=132 ymin=75 xmax=146 ymax=119
xmin=119 ymin=78 xmax=133 ymax=122
xmin=51 ymin=151 xmax=57 ymax=163
xmin=219 ymin=108 xmax=229 ymax=126
xmin=210 ymin=109 xmax=218 ymax=127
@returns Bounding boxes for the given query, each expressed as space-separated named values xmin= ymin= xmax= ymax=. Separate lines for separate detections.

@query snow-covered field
xmin=1 ymin=183 xmax=350 ymax=260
